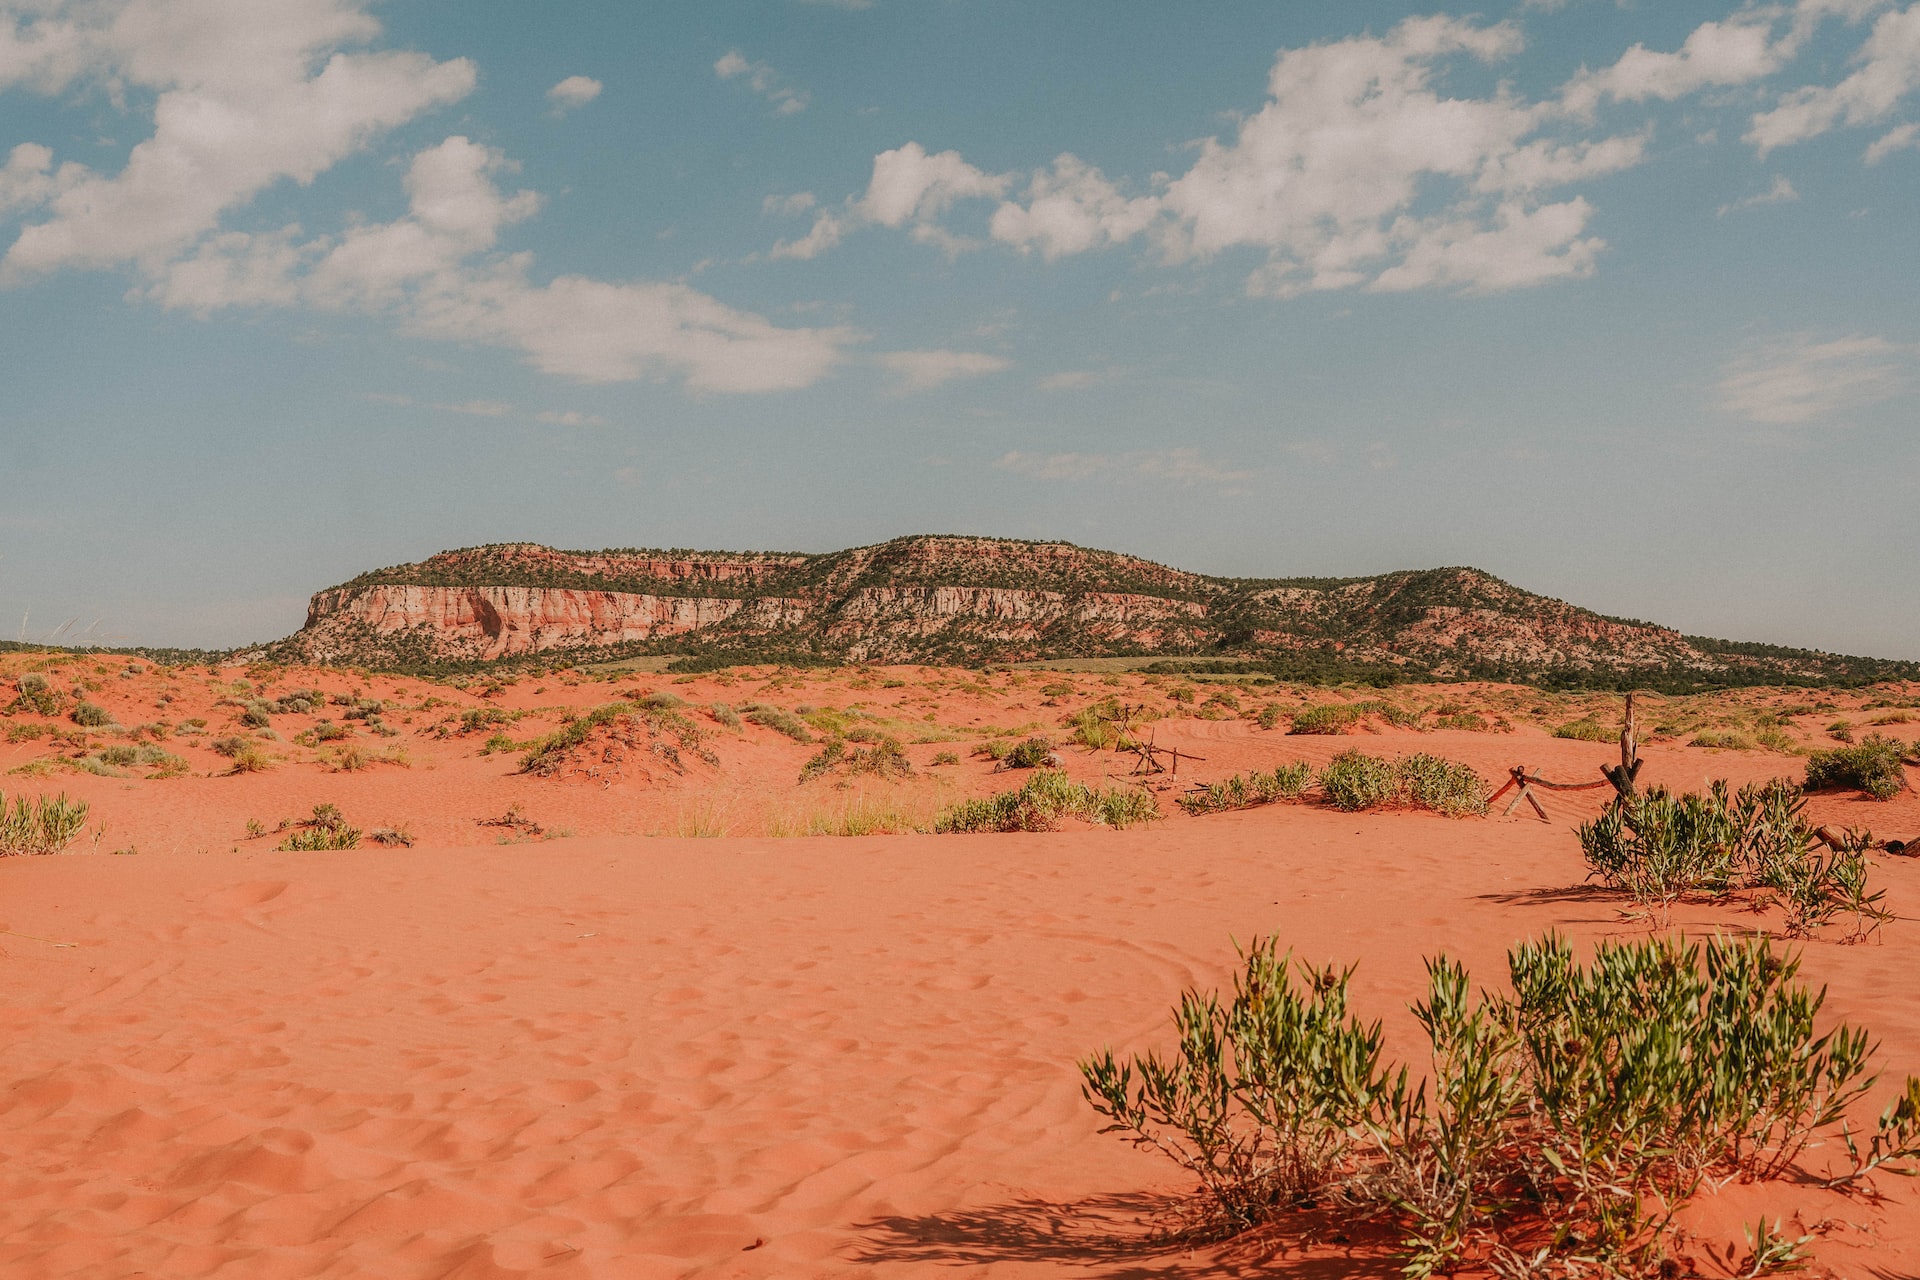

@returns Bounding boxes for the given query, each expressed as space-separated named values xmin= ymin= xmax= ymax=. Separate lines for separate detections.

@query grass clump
xmin=6 ymin=673 xmax=63 ymax=717
xmin=799 ymin=736 xmax=913 ymax=783
xmin=1289 ymin=704 xmax=1360 ymax=735
xmin=277 ymin=803 xmax=360 ymax=851
xmin=742 ymin=703 xmax=813 ymax=743
xmin=935 ymin=769 xmax=1160 ymax=833
xmin=1552 ymin=717 xmax=1614 ymax=743
xmin=520 ymin=701 xmax=714 ymax=776
xmin=1177 ymin=762 xmax=1313 ymax=815
xmin=1316 ymin=751 xmax=1488 ymax=816
xmin=70 ymin=700 xmax=113 ymax=728
xmin=1082 ymin=931 xmax=1920 ymax=1275
xmin=1691 ymin=728 xmax=1756 ymax=751
xmin=0 ymin=790 xmax=90 ymax=856
xmin=1803 ymin=734 xmax=1910 ymax=800
xmin=999 ymin=735 xmax=1056 ymax=769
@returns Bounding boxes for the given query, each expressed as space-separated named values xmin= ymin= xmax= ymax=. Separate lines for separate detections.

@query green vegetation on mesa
xmin=101 ymin=534 xmax=1920 ymax=689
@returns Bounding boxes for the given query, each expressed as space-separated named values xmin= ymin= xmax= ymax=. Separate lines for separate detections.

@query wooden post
xmin=1601 ymin=692 xmax=1644 ymax=800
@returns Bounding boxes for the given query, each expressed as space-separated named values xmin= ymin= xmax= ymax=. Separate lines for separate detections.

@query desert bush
xmin=1067 ymin=705 xmax=1118 ymax=750
xmin=708 ymin=702 xmax=743 ymax=730
xmin=1255 ymin=705 xmax=1283 ymax=730
xmin=1315 ymin=752 xmax=1488 ymax=816
xmin=0 ymin=790 xmax=90 ymax=856
xmin=1803 ymin=735 xmax=1910 ymax=800
xmin=800 ymin=736 xmax=913 ymax=782
xmin=742 ymin=703 xmax=813 ymax=743
xmin=999 ymin=735 xmax=1055 ymax=769
xmin=1083 ymin=932 xmax=1912 ymax=1275
xmin=7 ymin=673 xmax=63 ymax=717
xmin=89 ymin=743 xmax=188 ymax=778
xmin=1289 ymin=705 xmax=1359 ymax=735
xmin=71 ymin=700 xmax=113 ymax=728
xmin=239 ymin=700 xmax=273 ymax=729
xmin=278 ymin=803 xmax=360 ymax=850
xmin=5 ymin=722 xmax=50 ymax=743
xmin=209 ymin=734 xmax=248 ymax=757
xmin=1692 ymin=728 xmax=1756 ymax=751
xmin=635 ymin=691 xmax=686 ymax=711
xmin=931 ymin=750 xmax=960 ymax=766
xmin=1552 ymin=717 xmax=1614 ymax=742
xmin=480 ymin=732 xmax=515 ymax=754
xmin=935 ymin=769 xmax=1160 ymax=833
xmin=368 ymin=826 xmax=415 ymax=847
xmin=1177 ymin=762 xmax=1314 ymax=815
xmin=1826 ymin=720 xmax=1854 ymax=742
xmin=1319 ymin=750 xmax=1398 ymax=811
xmin=521 ymin=701 xmax=713 ymax=776
xmin=1393 ymin=754 xmax=1490 ymax=816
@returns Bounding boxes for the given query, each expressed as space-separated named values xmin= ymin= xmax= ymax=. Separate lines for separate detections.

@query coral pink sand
xmin=5 ymin=794 xmax=1920 ymax=1278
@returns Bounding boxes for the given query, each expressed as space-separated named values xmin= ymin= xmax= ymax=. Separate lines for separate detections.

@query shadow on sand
xmin=847 ymin=1193 xmax=1403 ymax=1277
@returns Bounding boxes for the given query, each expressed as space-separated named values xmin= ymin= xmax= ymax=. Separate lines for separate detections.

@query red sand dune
xmin=3 ymin=660 xmax=1919 ymax=1276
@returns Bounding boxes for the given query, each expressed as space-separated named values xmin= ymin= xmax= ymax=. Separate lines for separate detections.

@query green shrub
xmin=278 ymin=804 xmax=360 ymax=850
xmin=1255 ymin=705 xmax=1283 ymax=730
xmin=1394 ymin=753 xmax=1490 ymax=817
xmin=1432 ymin=712 xmax=1488 ymax=732
xmin=239 ymin=700 xmax=273 ymax=728
xmin=935 ymin=769 xmax=1160 ymax=833
xmin=708 ymin=702 xmax=743 ymax=730
xmin=1000 ymin=735 xmax=1055 ymax=769
xmin=1692 ymin=728 xmax=1755 ymax=751
xmin=1315 ymin=751 xmax=1488 ymax=816
xmin=742 ymin=703 xmax=813 ymax=743
xmin=521 ymin=701 xmax=714 ymax=776
xmin=71 ymin=700 xmax=113 ymax=728
xmin=0 ymin=790 xmax=90 ymax=856
xmin=1804 ymin=735 xmax=1910 ymax=800
xmin=1318 ymin=750 xmax=1398 ymax=811
xmin=1553 ymin=717 xmax=1614 ymax=742
xmin=798 ymin=738 xmax=896 ymax=783
xmin=1289 ymin=704 xmax=1359 ymax=735
xmin=6 ymin=673 xmax=63 ymax=717
xmin=210 ymin=734 xmax=249 ymax=757
xmin=931 ymin=750 xmax=960 ymax=766
xmin=1177 ymin=762 xmax=1314 ymax=815
xmin=1082 ymin=932 xmax=1914 ymax=1274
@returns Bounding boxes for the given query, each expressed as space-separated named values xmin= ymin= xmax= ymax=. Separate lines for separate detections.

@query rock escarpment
xmin=272 ymin=536 xmax=1916 ymax=688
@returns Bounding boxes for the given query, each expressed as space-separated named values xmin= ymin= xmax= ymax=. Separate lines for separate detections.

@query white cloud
xmin=769 ymin=211 xmax=846 ymax=260
xmin=1717 ymin=174 xmax=1799 ymax=215
xmin=1749 ymin=5 xmax=1920 ymax=153
xmin=1866 ymin=119 xmax=1920 ymax=159
xmin=145 ymin=132 xmax=854 ymax=393
xmin=763 ymin=191 xmax=816 ymax=217
xmin=1562 ymin=15 xmax=1787 ymax=115
xmin=546 ymin=74 xmax=602 ymax=113
xmin=0 ymin=142 xmax=77 ymax=215
xmin=989 ymin=155 xmax=1157 ymax=260
xmin=714 ymin=49 xmax=808 ymax=115
xmin=1717 ymin=333 xmax=1915 ymax=423
xmin=0 ymin=0 xmax=475 ymax=281
xmin=859 ymin=142 xmax=1008 ymax=227
xmin=536 ymin=409 xmax=606 ymax=426
xmin=994 ymin=448 xmax=1254 ymax=493
xmin=820 ymin=17 xmax=1645 ymax=297
xmin=874 ymin=349 xmax=1009 ymax=393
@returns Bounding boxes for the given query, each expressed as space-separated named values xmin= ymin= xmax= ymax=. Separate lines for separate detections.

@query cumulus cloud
xmin=715 ymin=49 xmax=808 ymax=115
xmin=801 ymin=17 xmax=1644 ymax=296
xmin=875 ymin=349 xmax=1010 ymax=393
xmin=769 ymin=141 xmax=1011 ymax=260
xmin=0 ymin=0 xmax=475 ymax=281
xmin=546 ymin=74 xmax=602 ymax=113
xmin=0 ymin=4 xmax=852 ymax=395
xmin=1562 ymin=15 xmax=1787 ymax=114
xmin=1717 ymin=333 xmax=1915 ymax=423
xmin=1748 ymin=4 xmax=1920 ymax=153
xmin=994 ymin=448 xmax=1254 ymax=494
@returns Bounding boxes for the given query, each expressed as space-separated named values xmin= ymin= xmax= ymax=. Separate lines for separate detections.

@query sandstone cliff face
xmin=275 ymin=536 xmax=1908 ymax=686
xmin=299 ymin=585 xmax=809 ymax=662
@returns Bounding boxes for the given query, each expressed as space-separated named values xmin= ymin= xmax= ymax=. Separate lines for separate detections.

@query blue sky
xmin=1 ymin=0 xmax=1917 ymax=657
